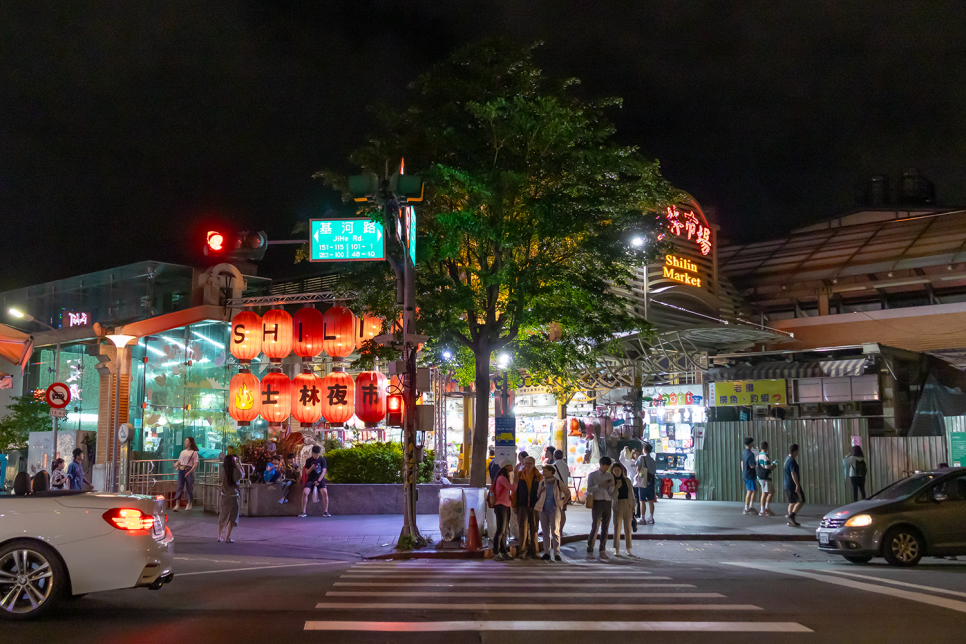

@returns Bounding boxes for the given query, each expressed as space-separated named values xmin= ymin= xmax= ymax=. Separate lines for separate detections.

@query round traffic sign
xmin=45 ymin=382 xmax=71 ymax=409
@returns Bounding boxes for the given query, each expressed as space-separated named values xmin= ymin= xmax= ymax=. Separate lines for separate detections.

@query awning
xmin=0 ymin=323 xmax=32 ymax=374
xmin=707 ymin=358 xmax=869 ymax=381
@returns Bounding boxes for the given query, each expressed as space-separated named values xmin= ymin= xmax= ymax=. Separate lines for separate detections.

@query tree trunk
xmin=469 ymin=347 xmax=493 ymax=487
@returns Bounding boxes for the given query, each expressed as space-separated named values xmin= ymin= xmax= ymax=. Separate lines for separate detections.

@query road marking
xmin=724 ymin=562 xmax=966 ymax=614
xmin=304 ymin=620 xmax=811 ymax=632
xmin=334 ymin=581 xmax=691 ymax=587
xmin=326 ymin=591 xmax=725 ymax=598
xmin=341 ymin=573 xmax=659 ymax=579
xmin=315 ymin=602 xmax=760 ymax=611
xmin=178 ymin=561 xmax=345 ymax=577
xmin=819 ymin=569 xmax=966 ymax=598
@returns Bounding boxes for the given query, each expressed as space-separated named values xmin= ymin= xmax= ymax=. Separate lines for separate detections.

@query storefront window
xmin=33 ymin=345 xmax=101 ymax=438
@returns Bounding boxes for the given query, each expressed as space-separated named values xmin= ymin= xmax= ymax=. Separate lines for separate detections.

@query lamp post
xmin=8 ymin=308 xmax=61 ymax=461
xmin=105 ymin=333 xmax=137 ymax=493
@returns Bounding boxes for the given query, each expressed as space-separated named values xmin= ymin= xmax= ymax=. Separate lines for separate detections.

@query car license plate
xmin=819 ymin=532 xmax=830 ymax=545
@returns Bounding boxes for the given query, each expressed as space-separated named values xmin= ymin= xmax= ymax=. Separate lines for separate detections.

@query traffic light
xmin=204 ymin=230 xmax=268 ymax=261
xmin=386 ymin=393 xmax=404 ymax=426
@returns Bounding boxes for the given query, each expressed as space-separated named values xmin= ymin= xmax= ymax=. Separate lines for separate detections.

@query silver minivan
xmin=816 ymin=468 xmax=966 ymax=566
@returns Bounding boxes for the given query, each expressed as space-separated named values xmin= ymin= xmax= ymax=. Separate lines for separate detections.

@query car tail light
xmin=103 ymin=508 xmax=155 ymax=531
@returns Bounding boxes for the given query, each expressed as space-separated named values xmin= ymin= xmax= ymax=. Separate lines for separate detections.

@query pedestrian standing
xmin=487 ymin=447 xmax=500 ymax=484
xmin=552 ymin=449 xmax=570 ymax=534
xmin=630 ymin=448 xmax=643 ymax=519
xmin=784 ymin=443 xmax=805 ymax=526
xmin=50 ymin=458 xmax=67 ymax=490
xmin=586 ymin=456 xmax=615 ymax=558
xmin=491 ymin=459 xmax=514 ymax=560
xmin=300 ymin=446 xmax=329 ymax=518
xmin=66 ymin=447 xmax=89 ymax=491
xmin=172 ymin=437 xmax=199 ymax=512
xmin=844 ymin=445 xmax=868 ymax=502
xmin=544 ymin=445 xmax=556 ymax=465
xmin=635 ymin=443 xmax=657 ymax=524
xmin=610 ymin=463 xmax=635 ymax=556
xmin=741 ymin=437 xmax=758 ymax=514
xmin=218 ymin=454 xmax=243 ymax=543
xmin=757 ymin=441 xmax=777 ymax=516
xmin=515 ymin=451 xmax=529 ymax=478
xmin=537 ymin=464 xmax=567 ymax=561
xmin=513 ymin=456 xmax=541 ymax=559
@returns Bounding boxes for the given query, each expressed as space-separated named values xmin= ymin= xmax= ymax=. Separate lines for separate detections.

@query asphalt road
xmin=6 ymin=538 xmax=966 ymax=643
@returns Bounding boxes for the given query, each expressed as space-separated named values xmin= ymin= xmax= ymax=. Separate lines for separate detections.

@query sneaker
xmin=764 ymin=509 xmax=775 ymax=516
xmin=646 ymin=517 xmax=655 ymax=525
xmin=786 ymin=520 xmax=795 ymax=526
xmin=492 ymin=553 xmax=504 ymax=561
xmin=541 ymin=553 xmax=551 ymax=561
xmin=743 ymin=508 xmax=755 ymax=515
xmin=323 ymin=512 xmax=332 ymax=517
xmin=759 ymin=510 xmax=767 ymax=516
xmin=554 ymin=554 xmax=562 ymax=562
xmin=298 ymin=513 xmax=307 ymax=518
xmin=598 ymin=550 xmax=609 ymax=559
xmin=587 ymin=547 xmax=594 ymax=555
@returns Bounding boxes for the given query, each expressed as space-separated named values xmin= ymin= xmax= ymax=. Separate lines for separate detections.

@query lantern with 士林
xmin=230 ymin=311 xmax=262 ymax=364
xmin=261 ymin=309 xmax=293 ymax=363
xmin=228 ymin=371 xmax=261 ymax=426
xmin=259 ymin=370 xmax=292 ymax=426
xmin=291 ymin=371 xmax=324 ymax=427
xmin=322 ymin=306 xmax=355 ymax=360
xmin=321 ymin=370 xmax=355 ymax=427
xmin=292 ymin=307 xmax=324 ymax=362
xmin=354 ymin=370 xmax=387 ymax=427
xmin=355 ymin=314 xmax=383 ymax=350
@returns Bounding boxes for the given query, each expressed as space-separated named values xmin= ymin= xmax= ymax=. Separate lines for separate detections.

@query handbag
xmin=585 ymin=493 xmax=594 ymax=509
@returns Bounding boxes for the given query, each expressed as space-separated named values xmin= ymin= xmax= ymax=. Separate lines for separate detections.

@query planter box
xmin=243 ymin=482 xmax=454 ymax=517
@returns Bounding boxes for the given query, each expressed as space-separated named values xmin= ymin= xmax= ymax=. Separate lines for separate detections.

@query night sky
xmin=2 ymin=2 xmax=965 ymax=292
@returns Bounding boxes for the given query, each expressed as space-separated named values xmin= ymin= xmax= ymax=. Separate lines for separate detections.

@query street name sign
xmin=309 ymin=218 xmax=384 ymax=262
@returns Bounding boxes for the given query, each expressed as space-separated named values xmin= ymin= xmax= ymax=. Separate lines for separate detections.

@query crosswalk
xmin=303 ymin=559 xmax=812 ymax=634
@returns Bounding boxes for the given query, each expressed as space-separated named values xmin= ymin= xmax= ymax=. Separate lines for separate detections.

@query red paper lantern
xmin=355 ymin=314 xmax=384 ymax=350
xmin=230 ymin=311 xmax=262 ymax=364
xmin=259 ymin=370 xmax=292 ymax=425
xmin=291 ymin=371 xmax=324 ymax=427
xmin=228 ymin=371 xmax=261 ymax=426
xmin=322 ymin=306 xmax=355 ymax=359
xmin=261 ymin=309 xmax=293 ymax=363
xmin=321 ymin=370 xmax=355 ymax=426
xmin=292 ymin=307 xmax=325 ymax=360
xmin=354 ymin=370 xmax=388 ymax=426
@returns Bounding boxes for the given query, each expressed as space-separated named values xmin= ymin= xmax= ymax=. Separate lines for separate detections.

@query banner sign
xmin=710 ymin=380 xmax=786 ymax=406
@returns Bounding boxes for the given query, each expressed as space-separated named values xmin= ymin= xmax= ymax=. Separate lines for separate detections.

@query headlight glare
xmin=845 ymin=514 xmax=873 ymax=527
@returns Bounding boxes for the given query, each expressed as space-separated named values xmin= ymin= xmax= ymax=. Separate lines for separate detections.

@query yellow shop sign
xmin=710 ymin=380 xmax=786 ymax=406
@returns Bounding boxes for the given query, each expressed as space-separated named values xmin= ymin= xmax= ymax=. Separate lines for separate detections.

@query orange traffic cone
xmin=465 ymin=508 xmax=482 ymax=550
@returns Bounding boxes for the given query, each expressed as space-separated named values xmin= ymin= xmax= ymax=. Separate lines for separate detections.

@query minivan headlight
xmin=845 ymin=514 xmax=873 ymax=527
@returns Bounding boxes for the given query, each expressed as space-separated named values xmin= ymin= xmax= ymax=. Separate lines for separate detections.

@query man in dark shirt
xmin=741 ymin=437 xmax=758 ymax=514
xmin=784 ymin=443 xmax=804 ymax=526
xmin=300 ymin=446 xmax=330 ymax=518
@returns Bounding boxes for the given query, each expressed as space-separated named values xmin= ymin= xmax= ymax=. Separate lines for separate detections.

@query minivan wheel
xmin=0 ymin=540 xmax=67 ymax=620
xmin=843 ymin=555 xmax=873 ymax=564
xmin=882 ymin=527 xmax=923 ymax=567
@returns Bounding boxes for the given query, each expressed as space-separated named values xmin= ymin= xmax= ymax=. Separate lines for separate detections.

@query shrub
xmin=324 ymin=442 xmax=438 ymax=484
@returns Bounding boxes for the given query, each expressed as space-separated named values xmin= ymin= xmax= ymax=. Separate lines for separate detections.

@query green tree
xmin=0 ymin=393 xmax=52 ymax=451
xmin=316 ymin=41 xmax=676 ymax=486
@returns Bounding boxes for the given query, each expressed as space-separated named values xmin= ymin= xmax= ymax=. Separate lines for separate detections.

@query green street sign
xmin=951 ymin=432 xmax=966 ymax=468
xmin=406 ymin=206 xmax=416 ymax=266
xmin=309 ymin=218 xmax=384 ymax=262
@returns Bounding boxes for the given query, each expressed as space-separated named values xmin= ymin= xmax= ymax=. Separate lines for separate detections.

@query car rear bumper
xmin=135 ymin=526 xmax=175 ymax=588
xmin=816 ymin=526 xmax=880 ymax=556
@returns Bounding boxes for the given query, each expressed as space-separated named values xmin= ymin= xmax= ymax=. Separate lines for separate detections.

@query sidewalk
xmin=166 ymin=498 xmax=831 ymax=559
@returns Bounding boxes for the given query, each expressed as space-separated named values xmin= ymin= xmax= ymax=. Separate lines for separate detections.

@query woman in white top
xmin=174 ymin=437 xmax=200 ymax=512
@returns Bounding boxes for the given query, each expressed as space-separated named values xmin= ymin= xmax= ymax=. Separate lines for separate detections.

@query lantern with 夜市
xmin=230 ymin=311 xmax=262 ymax=364
xmin=259 ymin=370 xmax=292 ymax=426
xmin=292 ymin=307 xmax=325 ymax=362
xmin=228 ymin=370 xmax=261 ymax=426
xmin=354 ymin=370 xmax=388 ymax=427
xmin=261 ymin=309 xmax=293 ymax=363
xmin=355 ymin=314 xmax=383 ymax=350
xmin=322 ymin=306 xmax=355 ymax=360
xmin=321 ymin=370 xmax=355 ymax=427
xmin=291 ymin=371 xmax=324 ymax=427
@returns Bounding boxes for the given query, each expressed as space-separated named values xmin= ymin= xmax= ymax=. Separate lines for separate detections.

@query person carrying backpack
xmin=756 ymin=441 xmax=778 ymax=516
xmin=844 ymin=445 xmax=868 ymax=502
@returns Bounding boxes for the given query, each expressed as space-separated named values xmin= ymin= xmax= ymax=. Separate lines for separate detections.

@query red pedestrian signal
xmin=207 ymin=231 xmax=224 ymax=252
xmin=386 ymin=393 xmax=403 ymax=426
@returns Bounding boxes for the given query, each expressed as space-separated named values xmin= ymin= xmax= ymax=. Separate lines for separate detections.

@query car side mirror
xmin=933 ymin=491 xmax=948 ymax=503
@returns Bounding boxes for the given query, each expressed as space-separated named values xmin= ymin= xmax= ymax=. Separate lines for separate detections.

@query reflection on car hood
xmin=824 ymin=498 xmax=894 ymax=519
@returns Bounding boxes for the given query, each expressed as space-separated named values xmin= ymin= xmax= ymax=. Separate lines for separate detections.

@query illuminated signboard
xmin=664 ymin=206 xmax=712 ymax=255
xmin=662 ymin=254 xmax=702 ymax=287
xmin=709 ymin=380 xmax=786 ymax=406
xmin=310 ymin=218 xmax=385 ymax=262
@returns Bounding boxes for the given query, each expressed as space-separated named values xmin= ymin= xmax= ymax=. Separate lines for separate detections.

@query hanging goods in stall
xmin=259 ymin=370 xmax=292 ymax=426
xmin=261 ymin=309 xmax=293 ymax=363
xmin=354 ymin=370 xmax=388 ymax=426
xmin=291 ymin=371 xmax=324 ymax=427
xmin=321 ymin=370 xmax=355 ymax=427
xmin=229 ymin=311 xmax=262 ymax=364
xmin=292 ymin=307 xmax=325 ymax=361
xmin=228 ymin=370 xmax=261 ymax=426
xmin=322 ymin=306 xmax=355 ymax=359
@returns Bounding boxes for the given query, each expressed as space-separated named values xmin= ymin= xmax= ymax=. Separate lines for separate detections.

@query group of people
xmin=585 ymin=443 xmax=658 ymax=558
xmin=741 ymin=438 xmax=811 ymax=526
xmin=12 ymin=447 xmax=90 ymax=496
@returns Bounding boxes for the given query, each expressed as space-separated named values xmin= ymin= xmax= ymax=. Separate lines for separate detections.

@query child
xmin=51 ymin=458 xmax=67 ymax=490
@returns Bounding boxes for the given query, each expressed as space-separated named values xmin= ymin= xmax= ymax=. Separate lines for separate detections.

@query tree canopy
xmin=312 ymin=41 xmax=677 ymax=485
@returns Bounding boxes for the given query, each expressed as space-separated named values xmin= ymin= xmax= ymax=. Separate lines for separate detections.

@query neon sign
xmin=665 ymin=206 xmax=712 ymax=255
xmin=67 ymin=312 xmax=90 ymax=327
xmin=663 ymin=255 xmax=702 ymax=287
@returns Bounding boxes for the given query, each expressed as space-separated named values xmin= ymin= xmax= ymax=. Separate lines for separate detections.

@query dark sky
xmin=2 ymin=1 xmax=965 ymax=291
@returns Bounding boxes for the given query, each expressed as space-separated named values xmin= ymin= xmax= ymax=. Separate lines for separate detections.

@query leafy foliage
xmin=0 ymin=392 xmax=53 ymax=451
xmin=325 ymin=441 xmax=435 ymax=484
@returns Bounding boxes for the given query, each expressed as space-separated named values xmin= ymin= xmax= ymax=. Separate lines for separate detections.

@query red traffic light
xmin=203 ymin=230 xmax=268 ymax=261
xmin=386 ymin=394 xmax=404 ymax=426
xmin=207 ymin=231 xmax=224 ymax=252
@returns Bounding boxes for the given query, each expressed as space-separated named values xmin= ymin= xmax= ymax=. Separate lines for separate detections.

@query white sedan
xmin=0 ymin=490 xmax=174 ymax=620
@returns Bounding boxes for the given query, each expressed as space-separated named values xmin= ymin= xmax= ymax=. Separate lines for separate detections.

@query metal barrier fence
xmin=694 ymin=419 xmax=870 ymax=505
xmin=127 ymin=459 xmax=253 ymax=508
xmin=867 ymin=436 xmax=947 ymax=495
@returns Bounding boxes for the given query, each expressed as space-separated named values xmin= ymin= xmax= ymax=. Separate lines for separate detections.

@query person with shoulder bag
xmin=173 ymin=437 xmax=200 ymax=511
xmin=536 ymin=464 xmax=567 ymax=561
xmin=218 ymin=454 xmax=243 ymax=543
xmin=844 ymin=445 xmax=868 ymax=502
xmin=490 ymin=459 xmax=514 ymax=560
xmin=610 ymin=463 xmax=635 ymax=556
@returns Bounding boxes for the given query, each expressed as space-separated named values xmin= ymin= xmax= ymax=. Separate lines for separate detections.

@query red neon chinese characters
xmin=665 ymin=206 xmax=712 ymax=256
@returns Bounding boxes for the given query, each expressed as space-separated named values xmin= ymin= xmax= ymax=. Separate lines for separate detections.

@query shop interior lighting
xmin=192 ymin=331 xmax=225 ymax=349
xmin=144 ymin=344 xmax=166 ymax=357
xmin=161 ymin=335 xmax=187 ymax=348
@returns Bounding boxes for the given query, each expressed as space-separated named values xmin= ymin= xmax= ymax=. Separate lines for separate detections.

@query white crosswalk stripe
xmin=305 ymin=560 xmax=813 ymax=634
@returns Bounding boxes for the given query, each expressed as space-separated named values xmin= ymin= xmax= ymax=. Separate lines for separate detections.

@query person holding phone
xmin=300 ymin=446 xmax=329 ymax=518
xmin=756 ymin=441 xmax=778 ymax=516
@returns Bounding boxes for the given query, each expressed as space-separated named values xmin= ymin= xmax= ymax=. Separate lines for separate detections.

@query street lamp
xmin=442 ymin=350 xmax=452 ymax=360
xmin=106 ymin=333 xmax=138 ymax=492
xmin=631 ymin=237 xmax=644 ymax=248
xmin=7 ymin=307 xmax=62 ymax=460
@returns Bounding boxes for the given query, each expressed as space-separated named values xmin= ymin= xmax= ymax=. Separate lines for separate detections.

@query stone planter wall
xmin=242 ymin=482 xmax=454 ymax=517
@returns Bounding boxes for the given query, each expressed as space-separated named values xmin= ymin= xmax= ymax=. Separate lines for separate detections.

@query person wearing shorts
xmin=741 ymin=437 xmax=758 ymax=514
xmin=784 ymin=444 xmax=804 ymax=526
xmin=300 ymin=446 xmax=330 ymax=518
xmin=635 ymin=443 xmax=657 ymax=524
